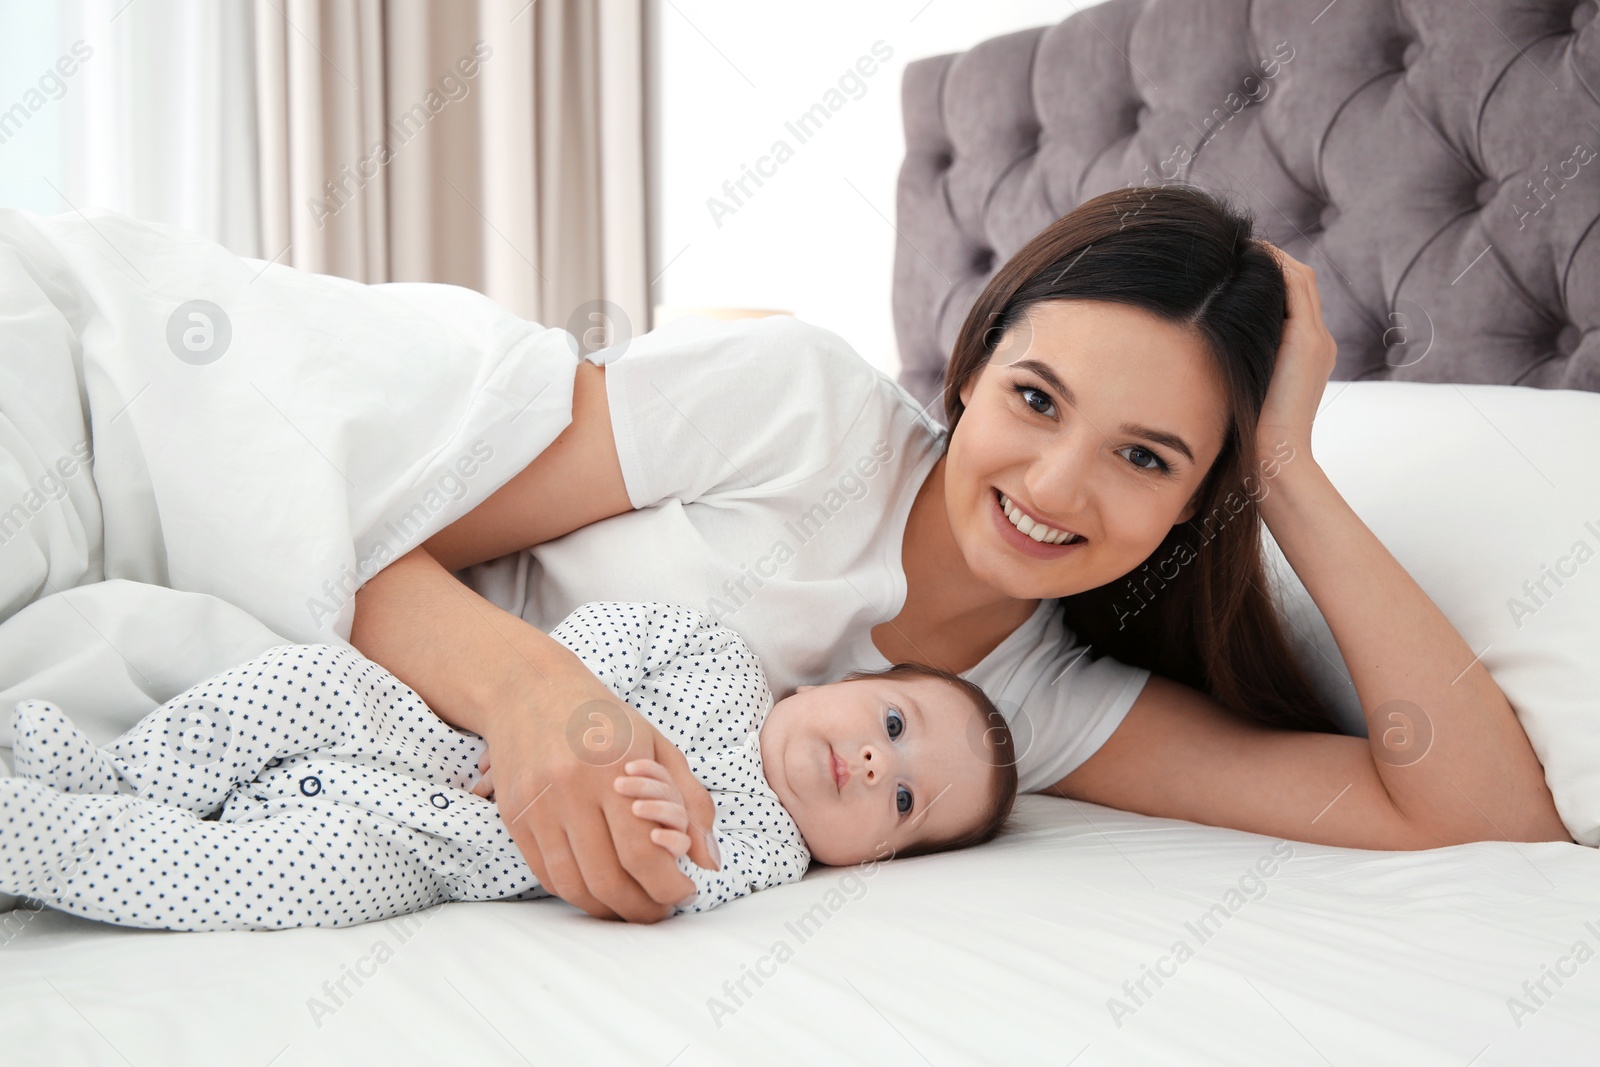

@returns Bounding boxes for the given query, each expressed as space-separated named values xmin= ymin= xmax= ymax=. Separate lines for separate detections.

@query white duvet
xmin=0 ymin=206 xmax=580 ymax=759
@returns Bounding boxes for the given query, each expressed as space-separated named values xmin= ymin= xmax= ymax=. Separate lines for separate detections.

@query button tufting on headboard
xmin=1557 ymin=324 xmax=1584 ymax=357
xmin=891 ymin=0 xmax=1600 ymax=417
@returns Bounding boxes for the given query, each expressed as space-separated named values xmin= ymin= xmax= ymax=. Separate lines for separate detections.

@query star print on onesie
xmin=0 ymin=602 xmax=810 ymax=930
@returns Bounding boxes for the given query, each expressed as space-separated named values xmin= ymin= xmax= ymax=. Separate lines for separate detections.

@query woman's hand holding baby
xmin=477 ymin=653 xmax=722 ymax=922
xmin=352 ymin=547 xmax=720 ymax=923
xmin=475 ymin=753 xmax=699 ymax=860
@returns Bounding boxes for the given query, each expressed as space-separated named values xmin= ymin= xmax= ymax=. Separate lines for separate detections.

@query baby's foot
xmin=9 ymin=702 xmax=119 ymax=795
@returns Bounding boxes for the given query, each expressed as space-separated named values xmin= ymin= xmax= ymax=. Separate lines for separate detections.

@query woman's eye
xmin=886 ymin=706 xmax=905 ymax=740
xmin=1121 ymin=445 xmax=1170 ymax=473
xmin=897 ymin=784 xmax=914 ymax=816
xmin=1014 ymin=384 xmax=1055 ymax=416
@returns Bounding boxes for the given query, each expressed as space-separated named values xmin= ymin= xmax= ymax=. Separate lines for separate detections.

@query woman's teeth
xmin=999 ymin=492 xmax=1081 ymax=545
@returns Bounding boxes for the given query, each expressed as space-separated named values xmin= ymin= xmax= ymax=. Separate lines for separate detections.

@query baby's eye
xmin=886 ymin=705 xmax=905 ymax=740
xmin=897 ymin=784 xmax=914 ymax=817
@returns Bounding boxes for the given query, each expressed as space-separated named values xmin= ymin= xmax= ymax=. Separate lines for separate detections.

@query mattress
xmin=4 ymin=794 xmax=1596 ymax=1066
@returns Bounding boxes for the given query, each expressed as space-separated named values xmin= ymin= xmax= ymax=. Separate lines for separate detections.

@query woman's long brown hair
xmin=941 ymin=184 xmax=1338 ymax=734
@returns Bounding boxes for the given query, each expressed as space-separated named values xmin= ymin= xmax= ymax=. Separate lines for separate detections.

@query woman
xmin=349 ymin=185 xmax=1569 ymax=924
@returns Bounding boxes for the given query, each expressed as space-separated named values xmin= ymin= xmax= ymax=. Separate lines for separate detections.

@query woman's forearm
xmin=348 ymin=545 xmax=719 ymax=921
xmin=348 ymin=546 xmax=577 ymax=738
xmin=1259 ymin=458 xmax=1569 ymax=843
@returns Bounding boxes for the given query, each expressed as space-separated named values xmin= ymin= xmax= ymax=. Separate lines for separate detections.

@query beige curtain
xmin=255 ymin=0 xmax=647 ymax=335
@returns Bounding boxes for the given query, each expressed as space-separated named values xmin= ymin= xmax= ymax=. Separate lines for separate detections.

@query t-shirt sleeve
xmin=599 ymin=315 xmax=889 ymax=510
xmin=967 ymin=605 xmax=1152 ymax=795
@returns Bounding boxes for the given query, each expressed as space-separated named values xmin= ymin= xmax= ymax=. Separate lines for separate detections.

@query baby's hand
xmin=612 ymin=759 xmax=697 ymax=860
xmin=471 ymin=749 xmax=494 ymax=799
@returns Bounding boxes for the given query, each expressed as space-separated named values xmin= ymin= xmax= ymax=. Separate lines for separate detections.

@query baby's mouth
xmin=829 ymin=746 xmax=848 ymax=791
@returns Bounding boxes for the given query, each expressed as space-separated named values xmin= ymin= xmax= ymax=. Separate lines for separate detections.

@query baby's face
xmin=757 ymin=675 xmax=995 ymax=866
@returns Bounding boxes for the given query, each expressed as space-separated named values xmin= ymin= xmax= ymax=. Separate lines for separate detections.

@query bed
xmin=4 ymin=796 xmax=1597 ymax=1065
xmin=5 ymin=0 xmax=1600 ymax=1064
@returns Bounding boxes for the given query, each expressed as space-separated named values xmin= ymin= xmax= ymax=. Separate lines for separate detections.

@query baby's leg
xmin=104 ymin=644 xmax=397 ymax=816
xmin=10 ymin=701 xmax=120 ymax=795
xmin=0 ymin=776 xmax=449 ymax=931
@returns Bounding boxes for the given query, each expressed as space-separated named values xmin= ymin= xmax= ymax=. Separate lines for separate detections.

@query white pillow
xmin=1261 ymin=380 xmax=1600 ymax=845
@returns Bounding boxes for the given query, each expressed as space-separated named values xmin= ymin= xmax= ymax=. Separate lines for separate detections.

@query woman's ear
xmin=1176 ymin=491 xmax=1201 ymax=526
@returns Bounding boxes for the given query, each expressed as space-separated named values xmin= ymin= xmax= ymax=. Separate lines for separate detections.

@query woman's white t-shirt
xmin=458 ymin=315 xmax=1151 ymax=794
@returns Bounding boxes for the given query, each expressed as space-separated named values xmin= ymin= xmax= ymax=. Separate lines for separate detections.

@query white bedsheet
xmin=3 ymin=795 xmax=1596 ymax=1066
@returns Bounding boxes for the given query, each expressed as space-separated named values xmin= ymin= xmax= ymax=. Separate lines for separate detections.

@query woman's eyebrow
xmin=1010 ymin=358 xmax=1196 ymax=464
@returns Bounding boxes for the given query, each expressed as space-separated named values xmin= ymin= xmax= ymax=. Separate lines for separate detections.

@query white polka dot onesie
xmin=0 ymin=602 xmax=810 ymax=930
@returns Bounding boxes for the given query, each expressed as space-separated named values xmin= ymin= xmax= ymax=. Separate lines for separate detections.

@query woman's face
xmin=947 ymin=299 xmax=1230 ymax=601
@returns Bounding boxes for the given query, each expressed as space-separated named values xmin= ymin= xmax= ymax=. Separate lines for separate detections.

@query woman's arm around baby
xmin=350 ymin=361 xmax=720 ymax=923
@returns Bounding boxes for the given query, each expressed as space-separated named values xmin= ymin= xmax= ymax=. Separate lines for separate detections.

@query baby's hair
xmin=836 ymin=662 xmax=1018 ymax=861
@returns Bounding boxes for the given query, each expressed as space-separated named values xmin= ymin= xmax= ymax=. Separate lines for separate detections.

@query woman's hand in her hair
xmin=1256 ymin=244 xmax=1338 ymax=467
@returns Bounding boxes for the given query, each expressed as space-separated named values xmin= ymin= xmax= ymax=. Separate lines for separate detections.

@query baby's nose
xmin=858 ymin=744 xmax=884 ymax=784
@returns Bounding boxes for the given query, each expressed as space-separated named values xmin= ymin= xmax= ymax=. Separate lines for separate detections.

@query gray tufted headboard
xmin=892 ymin=0 xmax=1600 ymax=418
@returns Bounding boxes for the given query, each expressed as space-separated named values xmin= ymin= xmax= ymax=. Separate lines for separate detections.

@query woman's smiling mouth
xmin=992 ymin=488 xmax=1087 ymax=558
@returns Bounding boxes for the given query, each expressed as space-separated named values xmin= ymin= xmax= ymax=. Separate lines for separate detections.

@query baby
xmin=0 ymin=601 xmax=1017 ymax=930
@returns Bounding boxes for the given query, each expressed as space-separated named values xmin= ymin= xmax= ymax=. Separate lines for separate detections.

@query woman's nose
xmin=1029 ymin=437 xmax=1095 ymax=516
